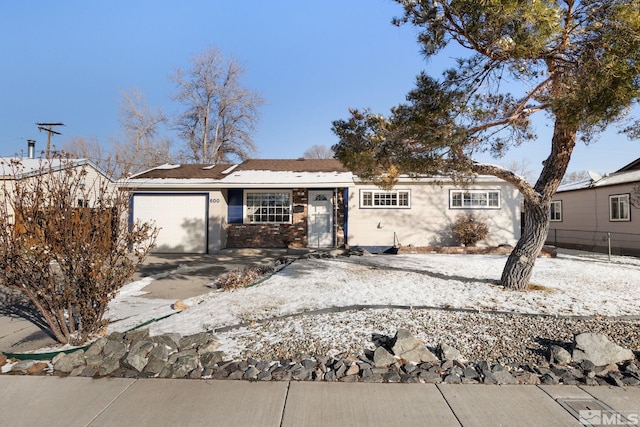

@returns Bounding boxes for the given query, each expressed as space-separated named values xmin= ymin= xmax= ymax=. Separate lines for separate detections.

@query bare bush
xmin=452 ymin=213 xmax=489 ymax=247
xmin=216 ymin=265 xmax=273 ymax=291
xmin=0 ymin=155 xmax=158 ymax=345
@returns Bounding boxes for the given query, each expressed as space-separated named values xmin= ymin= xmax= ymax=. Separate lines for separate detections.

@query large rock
xmin=102 ymin=340 xmax=127 ymax=360
xmin=549 ymin=345 xmax=572 ymax=365
xmin=143 ymin=355 xmax=168 ymax=375
xmin=392 ymin=329 xmax=438 ymax=364
xmin=85 ymin=337 xmax=108 ymax=357
xmin=98 ymin=356 xmax=122 ymax=376
xmin=179 ymin=332 xmax=215 ymax=351
xmin=201 ymin=351 xmax=225 ymax=369
xmin=121 ymin=340 xmax=155 ymax=372
xmin=372 ymin=347 xmax=397 ymax=368
xmin=151 ymin=334 xmax=180 ymax=353
xmin=170 ymin=353 xmax=199 ymax=378
xmin=198 ymin=340 xmax=221 ymax=355
xmin=53 ymin=350 xmax=86 ymax=373
xmin=487 ymin=370 xmax=517 ymax=385
xmin=437 ymin=343 xmax=463 ymax=361
xmin=123 ymin=329 xmax=150 ymax=344
xmin=572 ymin=333 xmax=634 ymax=366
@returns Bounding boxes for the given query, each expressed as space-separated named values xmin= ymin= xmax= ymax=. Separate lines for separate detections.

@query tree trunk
xmin=500 ymin=200 xmax=550 ymax=290
xmin=500 ymin=118 xmax=578 ymax=290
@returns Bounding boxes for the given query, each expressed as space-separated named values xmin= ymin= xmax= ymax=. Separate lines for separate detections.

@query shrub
xmin=452 ymin=213 xmax=489 ymax=246
xmin=0 ymin=155 xmax=158 ymax=345
xmin=217 ymin=265 xmax=273 ymax=291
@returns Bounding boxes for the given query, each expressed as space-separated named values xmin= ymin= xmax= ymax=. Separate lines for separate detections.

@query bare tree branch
xmin=171 ymin=46 xmax=265 ymax=164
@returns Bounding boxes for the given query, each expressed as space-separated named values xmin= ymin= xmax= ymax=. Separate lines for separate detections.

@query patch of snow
xmin=101 ymin=252 xmax=640 ymax=357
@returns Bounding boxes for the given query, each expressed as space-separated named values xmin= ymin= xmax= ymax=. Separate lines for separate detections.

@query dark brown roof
xmin=130 ymin=159 xmax=348 ymax=179
xmin=235 ymin=159 xmax=348 ymax=173
xmin=131 ymin=164 xmax=234 ymax=179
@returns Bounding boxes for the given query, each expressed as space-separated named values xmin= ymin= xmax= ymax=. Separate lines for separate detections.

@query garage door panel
xmin=133 ymin=194 xmax=207 ymax=254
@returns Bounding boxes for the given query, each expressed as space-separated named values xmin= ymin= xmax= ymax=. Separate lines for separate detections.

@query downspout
xmin=343 ymin=187 xmax=349 ymax=248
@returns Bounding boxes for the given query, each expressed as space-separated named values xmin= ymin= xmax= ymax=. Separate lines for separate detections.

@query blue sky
xmin=1 ymin=0 xmax=638 ymax=177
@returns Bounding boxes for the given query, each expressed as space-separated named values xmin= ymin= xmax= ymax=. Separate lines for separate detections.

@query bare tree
xmin=303 ymin=144 xmax=335 ymax=159
xmin=113 ymin=88 xmax=172 ymax=176
xmin=503 ymin=158 xmax=534 ymax=184
xmin=171 ymin=46 xmax=265 ymax=164
xmin=561 ymin=170 xmax=591 ymax=185
xmin=60 ymin=136 xmax=115 ymax=175
xmin=60 ymin=136 xmax=102 ymax=158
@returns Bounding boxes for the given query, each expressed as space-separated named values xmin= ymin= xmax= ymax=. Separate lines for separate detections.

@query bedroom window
xmin=450 ymin=190 xmax=500 ymax=209
xmin=360 ymin=189 xmax=410 ymax=208
xmin=550 ymin=200 xmax=562 ymax=222
xmin=610 ymin=194 xmax=630 ymax=221
xmin=245 ymin=191 xmax=292 ymax=223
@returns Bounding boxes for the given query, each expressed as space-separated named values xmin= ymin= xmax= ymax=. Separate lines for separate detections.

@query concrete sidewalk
xmin=1 ymin=376 xmax=639 ymax=427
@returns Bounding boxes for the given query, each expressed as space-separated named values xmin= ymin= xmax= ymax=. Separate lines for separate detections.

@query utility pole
xmin=36 ymin=122 xmax=65 ymax=157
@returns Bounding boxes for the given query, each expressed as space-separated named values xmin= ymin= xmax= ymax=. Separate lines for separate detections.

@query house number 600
xmin=210 ymin=198 xmax=221 ymax=203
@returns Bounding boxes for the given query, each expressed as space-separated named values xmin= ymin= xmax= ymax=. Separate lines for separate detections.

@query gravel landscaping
xmin=2 ymin=249 xmax=639 ymax=386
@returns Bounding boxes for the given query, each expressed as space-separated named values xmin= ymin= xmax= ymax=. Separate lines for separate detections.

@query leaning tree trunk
xmin=500 ymin=119 xmax=579 ymax=290
xmin=500 ymin=200 xmax=551 ymax=290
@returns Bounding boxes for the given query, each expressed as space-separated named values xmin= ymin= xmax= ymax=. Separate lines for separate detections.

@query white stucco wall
xmin=347 ymin=177 xmax=521 ymax=249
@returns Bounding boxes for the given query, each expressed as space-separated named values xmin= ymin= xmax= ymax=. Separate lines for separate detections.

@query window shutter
xmin=228 ymin=189 xmax=243 ymax=224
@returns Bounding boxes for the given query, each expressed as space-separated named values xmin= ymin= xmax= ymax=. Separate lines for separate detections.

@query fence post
xmin=607 ymin=232 xmax=611 ymax=262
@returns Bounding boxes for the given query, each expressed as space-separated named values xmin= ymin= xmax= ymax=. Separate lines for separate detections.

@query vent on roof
xmin=155 ymin=164 xmax=181 ymax=170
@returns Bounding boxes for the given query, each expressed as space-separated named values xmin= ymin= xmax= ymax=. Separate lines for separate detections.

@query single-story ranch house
xmin=546 ymin=157 xmax=640 ymax=256
xmin=119 ymin=159 xmax=521 ymax=254
xmin=1 ymin=142 xmax=114 ymax=220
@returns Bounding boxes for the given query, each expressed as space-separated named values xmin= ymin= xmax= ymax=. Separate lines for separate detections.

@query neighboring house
xmin=120 ymin=158 xmax=521 ymax=254
xmin=0 ymin=143 xmax=114 ymax=223
xmin=547 ymin=158 xmax=640 ymax=256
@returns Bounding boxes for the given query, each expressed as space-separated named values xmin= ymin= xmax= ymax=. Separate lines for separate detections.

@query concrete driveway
xmin=133 ymin=248 xmax=290 ymax=300
xmin=0 ymin=248 xmax=292 ymax=354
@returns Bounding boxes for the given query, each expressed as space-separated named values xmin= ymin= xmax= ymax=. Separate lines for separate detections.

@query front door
xmin=308 ymin=190 xmax=334 ymax=248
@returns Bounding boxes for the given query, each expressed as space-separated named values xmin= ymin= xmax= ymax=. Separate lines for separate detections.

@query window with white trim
xmin=450 ymin=190 xmax=500 ymax=209
xmin=360 ymin=189 xmax=410 ymax=208
xmin=609 ymin=194 xmax=630 ymax=221
xmin=245 ymin=191 xmax=292 ymax=223
xmin=550 ymin=200 xmax=562 ymax=222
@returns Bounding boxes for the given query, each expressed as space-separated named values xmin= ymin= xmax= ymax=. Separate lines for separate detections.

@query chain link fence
xmin=546 ymin=228 xmax=640 ymax=258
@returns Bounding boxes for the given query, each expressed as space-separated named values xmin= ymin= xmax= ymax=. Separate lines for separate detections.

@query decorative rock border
xmin=396 ymin=244 xmax=558 ymax=257
xmin=2 ymin=328 xmax=638 ymax=387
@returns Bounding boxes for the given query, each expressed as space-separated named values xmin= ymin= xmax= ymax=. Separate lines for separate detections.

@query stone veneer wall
xmin=226 ymin=188 xmax=345 ymax=249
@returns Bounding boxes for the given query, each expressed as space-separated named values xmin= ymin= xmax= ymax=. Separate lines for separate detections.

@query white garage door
xmin=132 ymin=194 xmax=208 ymax=254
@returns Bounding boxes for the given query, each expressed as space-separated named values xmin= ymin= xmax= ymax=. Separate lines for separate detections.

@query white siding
xmin=548 ymin=182 xmax=640 ymax=255
xmin=348 ymin=180 xmax=521 ymax=249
